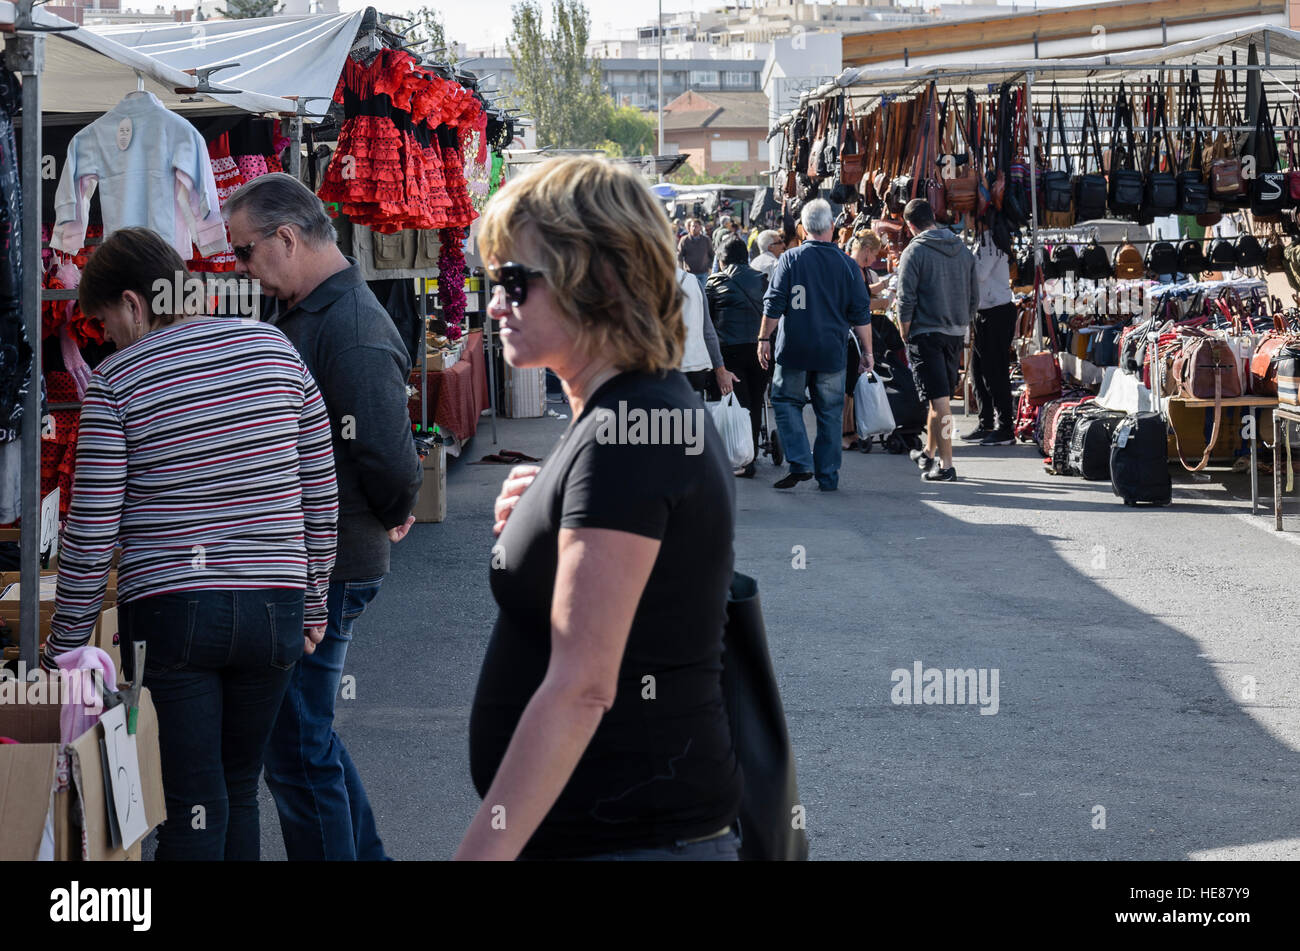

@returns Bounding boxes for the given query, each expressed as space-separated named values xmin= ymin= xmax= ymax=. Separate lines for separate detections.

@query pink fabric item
xmin=54 ymin=261 xmax=81 ymax=337
xmin=53 ymin=645 xmax=118 ymax=744
xmin=60 ymin=325 xmax=93 ymax=400
xmin=235 ymin=154 xmax=269 ymax=182
xmin=0 ymin=737 xmax=18 ymax=744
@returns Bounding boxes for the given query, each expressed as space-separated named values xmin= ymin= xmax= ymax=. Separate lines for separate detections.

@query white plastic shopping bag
xmin=708 ymin=392 xmax=755 ymax=468
xmin=854 ymin=367 xmax=896 ymax=439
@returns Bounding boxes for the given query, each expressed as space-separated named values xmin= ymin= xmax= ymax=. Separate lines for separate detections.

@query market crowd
xmin=35 ymin=156 xmax=1014 ymax=862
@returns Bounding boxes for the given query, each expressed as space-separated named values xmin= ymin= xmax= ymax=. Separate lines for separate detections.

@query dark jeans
xmin=721 ymin=341 xmax=769 ymax=456
xmin=972 ymin=302 xmax=1017 ymax=432
xmin=264 ymin=576 xmax=387 ymax=861
xmin=120 ymin=588 xmax=304 ymax=861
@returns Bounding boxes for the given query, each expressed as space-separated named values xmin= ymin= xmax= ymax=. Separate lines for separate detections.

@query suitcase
xmin=1043 ymin=399 xmax=1094 ymax=475
xmin=1069 ymin=408 xmax=1127 ymax=481
xmin=1110 ymin=412 xmax=1172 ymax=506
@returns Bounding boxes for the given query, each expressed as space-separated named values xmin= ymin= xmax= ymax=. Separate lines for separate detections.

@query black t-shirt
xmin=469 ymin=370 xmax=743 ymax=859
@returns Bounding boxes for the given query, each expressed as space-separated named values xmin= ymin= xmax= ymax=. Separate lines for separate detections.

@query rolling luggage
xmin=1068 ymin=408 xmax=1127 ymax=481
xmin=1110 ymin=413 xmax=1172 ymax=505
xmin=1042 ymin=398 xmax=1094 ymax=475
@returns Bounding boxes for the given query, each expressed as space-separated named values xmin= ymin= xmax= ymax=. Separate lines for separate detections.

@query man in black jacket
xmin=706 ymin=236 xmax=769 ymax=476
xmin=227 ymin=174 xmax=422 ymax=861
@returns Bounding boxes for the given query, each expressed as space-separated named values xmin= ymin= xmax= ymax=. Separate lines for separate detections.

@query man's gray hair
xmin=756 ymin=229 xmax=781 ymax=254
xmin=223 ymin=172 xmax=337 ymax=247
xmin=801 ymin=198 xmax=834 ymax=236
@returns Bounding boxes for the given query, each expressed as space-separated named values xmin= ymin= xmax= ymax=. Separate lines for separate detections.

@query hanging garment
xmin=0 ymin=67 xmax=27 ymax=445
xmin=187 ymin=133 xmax=244 ymax=273
xmin=50 ymin=91 xmax=226 ymax=259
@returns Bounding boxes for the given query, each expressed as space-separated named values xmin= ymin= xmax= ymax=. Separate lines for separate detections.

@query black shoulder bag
xmin=1177 ymin=70 xmax=1210 ymax=215
xmin=1108 ymin=82 xmax=1144 ymax=218
xmin=1074 ymin=84 xmax=1108 ymax=222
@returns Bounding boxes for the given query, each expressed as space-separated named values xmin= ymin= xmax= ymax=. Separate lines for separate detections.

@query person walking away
xmin=678 ymin=263 xmax=737 ymax=402
xmin=896 ymin=199 xmax=979 ymax=482
xmin=459 ymin=155 xmax=743 ymax=861
xmin=759 ymin=198 xmax=872 ymax=491
xmin=42 ymin=227 xmax=338 ymax=861
xmin=225 ymin=173 xmax=423 ymax=861
xmin=706 ymin=235 xmax=768 ymax=476
xmin=677 ymin=217 xmax=713 ymax=296
xmin=964 ymin=229 xmax=1017 ymax=446
xmin=750 ymin=229 xmax=785 ymax=280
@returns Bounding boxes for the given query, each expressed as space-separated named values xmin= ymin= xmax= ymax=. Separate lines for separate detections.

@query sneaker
xmin=909 ymin=448 xmax=935 ymax=471
xmin=979 ymin=430 xmax=1015 ymax=446
xmin=961 ymin=426 xmax=993 ymax=442
xmin=922 ymin=465 xmax=957 ymax=482
xmin=774 ymin=471 xmax=813 ymax=489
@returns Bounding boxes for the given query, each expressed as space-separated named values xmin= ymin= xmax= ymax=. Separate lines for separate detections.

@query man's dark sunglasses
xmin=487 ymin=263 xmax=546 ymax=306
xmin=232 ymin=227 xmax=279 ymax=263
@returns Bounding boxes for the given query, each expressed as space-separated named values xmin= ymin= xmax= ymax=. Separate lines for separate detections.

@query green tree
xmin=604 ymin=104 xmax=656 ymax=157
xmin=223 ymin=0 xmax=282 ymax=18
xmin=668 ymin=161 xmax=752 ymax=186
xmin=506 ymin=0 xmax=608 ymax=149
xmin=407 ymin=6 xmax=459 ymax=65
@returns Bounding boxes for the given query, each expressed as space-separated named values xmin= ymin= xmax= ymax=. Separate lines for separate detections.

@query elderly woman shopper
xmin=707 ymin=234 xmax=770 ymax=477
xmin=42 ymin=227 xmax=338 ymax=861
xmin=458 ymin=156 xmax=743 ymax=861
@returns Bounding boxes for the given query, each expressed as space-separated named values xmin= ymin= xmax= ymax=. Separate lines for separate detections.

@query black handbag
xmin=1176 ymin=70 xmax=1211 ymax=215
xmin=1235 ymin=233 xmax=1267 ymax=268
xmin=1074 ymin=84 xmax=1108 ymax=221
xmin=1107 ymin=83 xmax=1144 ymax=218
xmin=720 ymin=572 xmax=809 ymax=862
xmin=1141 ymin=86 xmax=1178 ymax=218
xmin=1178 ymin=238 xmax=1209 ymax=274
xmin=1041 ymin=84 xmax=1074 ymax=215
xmin=1210 ymin=236 xmax=1239 ymax=268
xmin=1051 ymin=243 xmax=1081 ymax=276
xmin=1081 ymin=238 xmax=1112 ymax=280
xmin=1250 ymin=97 xmax=1286 ymax=220
xmin=1147 ymin=239 xmax=1179 ymax=276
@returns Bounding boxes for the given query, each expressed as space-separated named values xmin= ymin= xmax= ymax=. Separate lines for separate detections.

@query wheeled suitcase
xmin=1068 ymin=408 xmax=1127 ymax=480
xmin=1043 ymin=399 xmax=1094 ymax=475
xmin=1110 ymin=412 xmax=1172 ymax=505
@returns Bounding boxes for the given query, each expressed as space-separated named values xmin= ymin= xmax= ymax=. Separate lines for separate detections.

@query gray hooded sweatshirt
xmin=896 ymin=226 xmax=979 ymax=337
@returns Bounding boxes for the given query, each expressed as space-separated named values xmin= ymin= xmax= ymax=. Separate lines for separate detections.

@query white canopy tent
xmin=0 ymin=2 xmax=295 ymax=114
xmin=88 ymin=12 xmax=365 ymax=118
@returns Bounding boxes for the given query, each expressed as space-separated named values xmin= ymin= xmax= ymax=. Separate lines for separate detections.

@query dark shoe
xmin=734 ymin=462 xmax=756 ymax=478
xmin=961 ymin=426 xmax=993 ymax=442
xmin=774 ymin=471 xmax=813 ymax=489
xmin=817 ymin=483 xmax=838 ymax=492
xmin=909 ymin=448 xmax=935 ymax=472
xmin=979 ymin=430 xmax=1015 ymax=446
xmin=922 ymin=465 xmax=957 ymax=482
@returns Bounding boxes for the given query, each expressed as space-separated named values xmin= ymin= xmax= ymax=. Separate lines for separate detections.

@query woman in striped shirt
xmin=42 ymin=227 xmax=338 ymax=861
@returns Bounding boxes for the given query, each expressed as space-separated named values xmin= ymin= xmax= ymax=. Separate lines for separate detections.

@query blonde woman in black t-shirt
xmin=456 ymin=156 xmax=743 ymax=862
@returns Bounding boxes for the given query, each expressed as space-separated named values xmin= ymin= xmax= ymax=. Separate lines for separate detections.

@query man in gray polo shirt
xmin=227 ymin=173 xmax=422 ymax=861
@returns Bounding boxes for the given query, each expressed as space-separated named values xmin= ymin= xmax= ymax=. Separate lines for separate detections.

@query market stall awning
xmin=88 ymin=13 xmax=364 ymax=119
xmin=0 ymin=2 xmax=295 ymax=114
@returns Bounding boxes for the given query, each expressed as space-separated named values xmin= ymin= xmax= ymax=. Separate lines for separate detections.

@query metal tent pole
xmin=14 ymin=30 xmax=42 ymax=668
xmin=1025 ymin=69 xmax=1042 ymax=350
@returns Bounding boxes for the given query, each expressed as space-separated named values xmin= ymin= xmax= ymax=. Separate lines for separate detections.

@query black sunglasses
xmin=487 ymin=262 xmax=546 ymax=306
xmin=232 ymin=227 xmax=280 ymax=263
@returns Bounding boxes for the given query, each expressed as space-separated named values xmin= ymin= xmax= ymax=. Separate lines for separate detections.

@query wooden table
xmin=1273 ymin=405 xmax=1300 ymax=530
xmin=1164 ymin=395 xmax=1277 ymax=515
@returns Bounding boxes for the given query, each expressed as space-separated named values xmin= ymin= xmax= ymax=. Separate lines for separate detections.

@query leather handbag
xmin=1146 ymin=239 xmax=1179 ymax=276
xmin=1235 ymin=233 xmax=1267 ymax=268
xmin=1250 ymin=314 xmax=1294 ymax=395
xmin=1022 ymin=350 xmax=1063 ymax=400
xmin=1112 ymin=239 xmax=1144 ymax=279
xmin=1177 ymin=70 xmax=1211 ymax=215
xmin=940 ymin=89 xmax=979 ymax=217
xmin=1171 ymin=331 xmax=1243 ymax=472
xmin=1277 ymin=339 xmax=1300 ymax=404
xmin=721 ymin=572 xmax=809 ymax=861
xmin=839 ymin=111 xmax=866 ymax=186
xmin=1074 ymin=84 xmax=1108 ymax=221
xmin=1286 ymin=102 xmax=1300 ymax=203
xmin=1205 ymin=61 xmax=1247 ymax=202
xmin=1140 ymin=85 xmax=1178 ymax=218
xmin=1081 ymin=239 xmax=1112 ymax=280
xmin=1041 ymin=84 xmax=1075 ymax=221
xmin=806 ymin=99 xmax=830 ymax=178
xmin=1210 ymin=236 xmax=1239 ymax=268
xmin=1051 ymin=243 xmax=1081 ymax=276
xmin=1250 ymin=98 xmax=1286 ymax=221
xmin=1107 ymin=84 xmax=1145 ymax=218
xmin=1177 ymin=238 xmax=1209 ymax=274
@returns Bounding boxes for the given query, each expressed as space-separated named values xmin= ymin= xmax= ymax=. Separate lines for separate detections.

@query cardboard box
xmin=411 ymin=445 xmax=446 ymax=524
xmin=0 ymin=570 xmax=120 ymax=673
xmin=0 ymin=685 xmax=165 ymax=860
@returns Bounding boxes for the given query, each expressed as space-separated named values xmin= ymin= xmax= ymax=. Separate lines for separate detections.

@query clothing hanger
xmin=122 ymin=71 xmax=150 ymax=100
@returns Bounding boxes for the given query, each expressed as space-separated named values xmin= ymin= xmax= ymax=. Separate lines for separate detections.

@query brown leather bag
xmin=1204 ymin=61 xmax=1246 ymax=201
xmin=1022 ymin=350 xmax=1062 ymax=400
xmin=1113 ymin=240 xmax=1145 ymax=279
xmin=1174 ymin=335 xmax=1243 ymax=400
xmin=840 ymin=114 xmax=866 ymax=186
xmin=939 ymin=91 xmax=978 ymax=217
xmin=1250 ymin=314 xmax=1293 ymax=395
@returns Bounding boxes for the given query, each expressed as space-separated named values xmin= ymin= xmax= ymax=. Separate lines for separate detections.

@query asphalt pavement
xmin=250 ymin=398 xmax=1300 ymax=861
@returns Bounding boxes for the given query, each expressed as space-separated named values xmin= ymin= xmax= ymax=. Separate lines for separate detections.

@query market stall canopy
xmin=773 ymin=21 xmax=1300 ymax=130
xmin=88 ymin=12 xmax=364 ymax=119
xmin=0 ymin=2 xmax=295 ymax=114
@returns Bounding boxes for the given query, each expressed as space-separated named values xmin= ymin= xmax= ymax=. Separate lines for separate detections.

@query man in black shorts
xmin=896 ymin=199 xmax=978 ymax=482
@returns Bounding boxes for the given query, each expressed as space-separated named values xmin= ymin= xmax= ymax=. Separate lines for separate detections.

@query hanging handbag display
xmin=1176 ymin=70 xmax=1211 ymax=215
xmin=939 ymin=89 xmax=978 ymax=218
xmin=1051 ymin=242 xmax=1081 ymax=276
xmin=1081 ymin=238 xmax=1113 ymax=280
xmin=1041 ymin=83 xmax=1074 ymax=224
xmin=839 ymin=107 xmax=866 ymax=187
xmin=1112 ymin=238 xmax=1145 ymax=279
xmin=1235 ymin=232 xmax=1267 ymax=268
xmin=1249 ymin=96 xmax=1286 ymax=221
xmin=1107 ymin=83 xmax=1144 ymax=218
xmin=1146 ymin=239 xmax=1179 ymax=276
xmin=1073 ymin=85 xmax=1109 ymax=222
xmin=1140 ymin=83 xmax=1178 ymax=218
xmin=1265 ymin=236 xmax=1287 ymax=272
xmin=1205 ymin=61 xmax=1247 ymax=202
xmin=1177 ymin=238 xmax=1209 ymax=274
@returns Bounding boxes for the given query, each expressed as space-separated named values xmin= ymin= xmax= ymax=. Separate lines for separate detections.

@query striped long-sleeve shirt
xmin=44 ymin=317 xmax=338 ymax=665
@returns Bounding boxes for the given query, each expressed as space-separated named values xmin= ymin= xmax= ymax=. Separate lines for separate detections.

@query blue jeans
xmin=694 ymin=272 xmax=709 ymax=296
xmin=570 ymin=828 xmax=741 ymax=862
xmin=771 ymin=363 xmax=847 ymax=489
xmin=264 ymin=576 xmax=387 ymax=861
xmin=120 ymin=588 xmax=304 ymax=861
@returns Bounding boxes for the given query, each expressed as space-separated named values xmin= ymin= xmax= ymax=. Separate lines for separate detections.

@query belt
xmin=680 ymin=825 xmax=732 ymax=845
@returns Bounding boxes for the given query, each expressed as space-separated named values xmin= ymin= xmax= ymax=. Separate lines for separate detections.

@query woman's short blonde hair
xmin=854 ymin=230 xmax=884 ymax=255
xmin=477 ymin=156 xmax=683 ymax=373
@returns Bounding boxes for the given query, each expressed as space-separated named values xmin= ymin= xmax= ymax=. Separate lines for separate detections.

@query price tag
xmin=99 ymin=703 xmax=149 ymax=850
